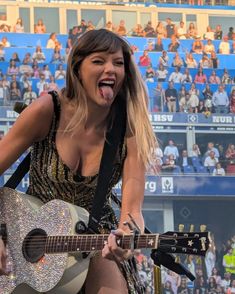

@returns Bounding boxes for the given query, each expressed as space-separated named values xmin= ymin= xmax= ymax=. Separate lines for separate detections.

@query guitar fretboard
xmin=45 ymin=234 xmax=159 ymax=254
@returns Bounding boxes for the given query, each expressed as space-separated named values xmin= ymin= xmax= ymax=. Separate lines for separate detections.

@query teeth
xmin=100 ymin=80 xmax=114 ymax=85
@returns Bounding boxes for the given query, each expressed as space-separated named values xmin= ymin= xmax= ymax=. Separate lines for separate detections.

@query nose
xmin=104 ymin=61 xmax=115 ymax=74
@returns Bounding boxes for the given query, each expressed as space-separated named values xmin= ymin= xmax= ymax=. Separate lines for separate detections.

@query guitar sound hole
xmin=22 ymin=228 xmax=47 ymax=263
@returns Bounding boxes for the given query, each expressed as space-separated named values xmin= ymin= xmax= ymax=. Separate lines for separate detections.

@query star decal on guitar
xmin=148 ymin=239 xmax=154 ymax=246
xmin=188 ymin=240 xmax=194 ymax=247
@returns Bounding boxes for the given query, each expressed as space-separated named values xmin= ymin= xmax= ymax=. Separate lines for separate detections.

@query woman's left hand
xmin=102 ymin=229 xmax=133 ymax=263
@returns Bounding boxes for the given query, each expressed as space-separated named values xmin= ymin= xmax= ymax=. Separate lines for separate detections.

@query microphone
xmin=13 ymin=102 xmax=28 ymax=114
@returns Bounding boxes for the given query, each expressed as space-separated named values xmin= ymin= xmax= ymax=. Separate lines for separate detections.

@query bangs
xmin=76 ymin=29 xmax=131 ymax=56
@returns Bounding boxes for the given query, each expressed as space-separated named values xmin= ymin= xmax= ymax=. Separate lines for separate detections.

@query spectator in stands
xmin=156 ymin=21 xmax=166 ymax=39
xmin=161 ymin=155 xmax=178 ymax=174
xmin=185 ymin=52 xmax=197 ymax=68
xmin=22 ymin=52 xmax=33 ymax=64
xmin=199 ymin=53 xmax=211 ymax=68
xmin=194 ymin=68 xmax=207 ymax=84
xmin=0 ymin=44 xmax=5 ymax=61
xmin=207 ymin=276 xmax=217 ymax=294
xmin=144 ymin=66 xmax=155 ymax=83
xmin=156 ymin=64 xmax=168 ymax=82
xmin=190 ymin=143 xmax=201 ymax=157
xmin=162 ymin=281 xmax=174 ymax=294
xmin=203 ymin=84 xmax=213 ymax=112
xmin=188 ymin=83 xmax=200 ymax=112
xmin=9 ymin=81 xmax=21 ymax=102
xmin=192 ymin=36 xmax=204 ymax=54
xmin=32 ymin=63 xmax=40 ymax=79
xmin=198 ymin=100 xmax=207 ymax=114
xmin=51 ymin=46 xmax=65 ymax=64
xmin=220 ymin=272 xmax=231 ymax=292
xmin=86 ymin=20 xmax=95 ymax=31
xmin=146 ymin=41 xmax=154 ymax=52
xmin=205 ymin=142 xmax=220 ymax=158
xmin=168 ymin=35 xmax=180 ymax=52
xmin=34 ymin=19 xmax=46 ymax=34
xmin=187 ymin=22 xmax=197 ymax=39
xmin=131 ymin=24 xmax=144 ymax=37
xmin=77 ymin=19 xmax=87 ymax=35
xmin=222 ymin=248 xmax=235 ymax=278
xmin=176 ymin=21 xmax=187 ymax=40
xmin=39 ymin=83 xmax=50 ymax=97
xmin=105 ymin=21 xmax=115 ymax=32
xmin=0 ymin=36 xmax=10 ymax=47
xmin=172 ymin=52 xmax=183 ymax=68
xmin=227 ymin=27 xmax=234 ymax=40
xmin=2 ymin=75 xmax=10 ymax=89
xmin=181 ymin=68 xmax=193 ymax=83
xmin=152 ymin=83 xmax=165 ymax=111
xmin=179 ymin=150 xmax=193 ymax=170
xmin=168 ymin=66 xmax=183 ymax=83
xmin=230 ymin=89 xmax=235 ymax=113
xmin=164 ymin=139 xmax=179 ymax=160
xmin=165 ymin=18 xmax=175 ymax=39
xmin=23 ymin=85 xmax=37 ymax=105
xmin=54 ymin=64 xmax=66 ymax=80
xmin=46 ymin=32 xmax=59 ymax=49
xmin=7 ymin=60 xmax=19 ymax=77
xmin=221 ymin=69 xmax=232 ymax=84
xmin=204 ymin=26 xmax=215 ymax=40
xmin=212 ymin=162 xmax=225 ymax=176
xmin=10 ymin=75 xmax=21 ymax=90
xmin=116 ymin=20 xmax=127 ymax=36
xmin=159 ymin=50 xmax=169 ymax=68
xmin=165 ymin=82 xmax=178 ymax=112
xmin=179 ymin=92 xmax=191 ymax=113
xmin=0 ymin=23 xmax=11 ymax=33
xmin=225 ymin=144 xmax=235 ymax=160
xmin=154 ymin=37 xmax=164 ymax=52
xmin=211 ymin=267 xmax=222 ymax=284
xmin=164 ymin=270 xmax=181 ymax=294
xmin=0 ymin=80 xmax=9 ymax=105
xmin=67 ymin=26 xmax=79 ymax=49
xmin=10 ymin=52 xmax=20 ymax=63
xmin=42 ymin=64 xmax=51 ymax=80
xmin=194 ymin=276 xmax=207 ymax=294
xmin=177 ymin=277 xmax=190 ymax=294
xmin=36 ymin=73 xmax=47 ymax=95
xmin=32 ymin=46 xmax=46 ymax=63
xmin=212 ymin=85 xmax=229 ymax=113
xmin=13 ymin=17 xmax=24 ymax=33
xmin=210 ymin=51 xmax=219 ymax=69
xmin=214 ymin=24 xmax=223 ymax=40
xmin=139 ymin=50 xmax=151 ymax=67
xmin=47 ymin=75 xmax=59 ymax=92
xmin=219 ymin=36 xmax=231 ymax=54
xmin=209 ymin=70 xmax=221 ymax=84
xmin=204 ymin=39 xmax=215 ymax=54
xmin=20 ymin=74 xmax=32 ymax=96
xmin=143 ymin=21 xmax=156 ymax=38
xmin=204 ymin=151 xmax=219 ymax=167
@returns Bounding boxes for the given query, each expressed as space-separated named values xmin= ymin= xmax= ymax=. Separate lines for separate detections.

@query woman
xmin=156 ymin=21 xmax=166 ymax=39
xmin=32 ymin=45 xmax=46 ymax=63
xmin=46 ymin=32 xmax=59 ymax=49
xmin=230 ymin=89 xmax=235 ymax=113
xmin=34 ymin=18 xmax=46 ymax=33
xmin=145 ymin=65 xmax=155 ymax=83
xmin=7 ymin=60 xmax=19 ymax=76
xmin=187 ymin=22 xmax=197 ymax=39
xmin=199 ymin=53 xmax=211 ymax=68
xmin=0 ymin=29 xmax=156 ymax=293
xmin=210 ymin=51 xmax=219 ymax=69
xmin=54 ymin=63 xmax=66 ymax=80
xmin=13 ymin=17 xmax=24 ymax=33
xmin=51 ymin=46 xmax=65 ymax=63
xmin=192 ymin=37 xmax=204 ymax=54
xmin=194 ymin=68 xmax=207 ymax=84
xmin=203 ymin=84 xmax=213 ymax=111
xmin=10 ymin=52 xmax=20 ymax=63
xmin=172 ymin=52 xmax=183 ymax=68
xmin=185 ymin=53 xmax=197 ymax=68
xmin=209 ymin=70 xmax=221 ymax=84
xmin=156 ymin=63 xmax=168 ymax=82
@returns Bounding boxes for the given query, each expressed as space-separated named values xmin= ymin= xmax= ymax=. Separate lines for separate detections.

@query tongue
xmin=99 ymin=86 xmax=114 ymax=100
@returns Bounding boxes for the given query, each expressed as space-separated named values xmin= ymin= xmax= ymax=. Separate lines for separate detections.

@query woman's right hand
xmin=0 ymin=238 xmax=7 ymax=275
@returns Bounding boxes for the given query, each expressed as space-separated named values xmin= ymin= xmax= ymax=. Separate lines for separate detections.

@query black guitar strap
xmin=87 ymin=98 xmax=126 ymax=233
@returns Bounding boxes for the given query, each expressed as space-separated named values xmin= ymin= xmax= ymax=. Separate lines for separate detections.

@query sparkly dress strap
xmin=48 ymin=90 xmax=61 ymax=141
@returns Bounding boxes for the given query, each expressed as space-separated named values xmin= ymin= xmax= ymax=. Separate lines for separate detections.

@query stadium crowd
xmin=134 ymin=232 xmax=235 ymax=294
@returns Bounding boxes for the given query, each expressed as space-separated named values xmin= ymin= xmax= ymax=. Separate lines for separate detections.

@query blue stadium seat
xmin=173 ymin=166 xmax=181 ymax=174
xmin=208 ymin=166 xmax=216 ymax=174
xmin=191 ymin=156 xmax=202 ymax=168
xmin=196 ymin=166 xmax=209 ymax=174
xmin=183 ymin=165 xmax=195 ymax=174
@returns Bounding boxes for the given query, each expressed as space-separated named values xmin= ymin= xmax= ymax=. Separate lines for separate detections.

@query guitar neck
xmin=45 ymin=234 xmax=158 ymax=254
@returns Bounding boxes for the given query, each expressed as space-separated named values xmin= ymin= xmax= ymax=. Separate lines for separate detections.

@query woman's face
xmin=79 ymin=49 xmax=125 ymax=109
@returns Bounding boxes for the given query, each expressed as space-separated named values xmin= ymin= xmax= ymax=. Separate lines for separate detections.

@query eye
xmin=92 ymin=59 xmax=103 ymax=64
xmin=115 ymin=61 xmax=124 ymax=66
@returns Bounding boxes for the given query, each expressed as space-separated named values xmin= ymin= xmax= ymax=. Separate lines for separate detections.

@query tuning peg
xmin=178 ymin=224 xmax=184 ymax=232
xmin=200 ymin=224 xmax=207 ymax=232
xmin=189 ymin=224 xmax=194 ymax=232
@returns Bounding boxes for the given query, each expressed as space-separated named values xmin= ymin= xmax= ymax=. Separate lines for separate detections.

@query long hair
xmin=61 ymin=29 xmax=157 ymax=166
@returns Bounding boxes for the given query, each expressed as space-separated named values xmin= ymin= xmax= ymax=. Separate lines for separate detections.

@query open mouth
xmin=98 ymin=80 xmax=115 ymax=100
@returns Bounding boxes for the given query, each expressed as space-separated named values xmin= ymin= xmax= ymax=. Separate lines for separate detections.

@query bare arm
xmin=119 ymin=135 xmax=145 ymax=233
xmin=0 ymin=94 xmax=54 ymax=175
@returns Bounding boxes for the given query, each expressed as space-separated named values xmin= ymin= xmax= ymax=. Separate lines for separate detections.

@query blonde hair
xmin=61 ymin=29 xmax=157 ymax=166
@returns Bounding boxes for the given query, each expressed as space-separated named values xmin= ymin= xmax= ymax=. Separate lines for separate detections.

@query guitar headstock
xmin=158 ymin=231 xmax=210 ymax=256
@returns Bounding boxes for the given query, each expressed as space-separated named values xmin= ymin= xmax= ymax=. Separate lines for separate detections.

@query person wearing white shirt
xmin=164 ymin=140 xmax=179 ymax=160
xmin=219 ymin=36 xmax=231 ymax=54
xmin=212 ymin=162 xmax=225 ymax=176
xmin=204 ymin=151 xmax=218 ymax=167
xmin=168 ymin=67 xmax=183 ymax=83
